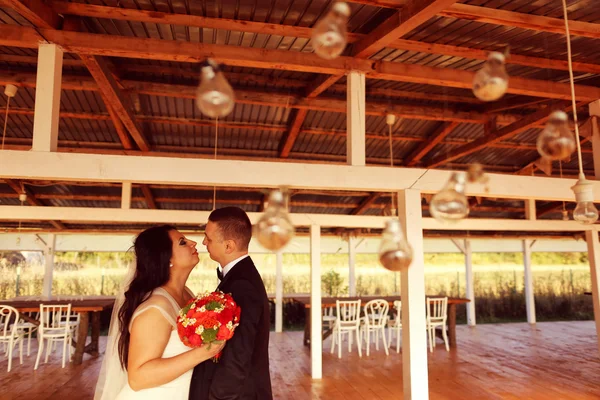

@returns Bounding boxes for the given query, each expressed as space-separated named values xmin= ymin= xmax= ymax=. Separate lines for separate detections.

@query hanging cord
xmin=559 ymin=160 xmax=567 ymax=214
xmin=212 ymin=116 xmax=219 ymax=210
xmin=1 ymin=96 xmax=10 ymax=150
xmin=562 ymin=0 xmax=584 ymax=177
xmin=388 ymin=118 xmax=396 ymax=216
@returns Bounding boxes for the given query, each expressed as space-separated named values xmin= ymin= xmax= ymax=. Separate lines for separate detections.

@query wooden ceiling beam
xmin=47 ymin=2 xmax=600 ymax=75
xmin=440 ymin=3 xmax=600 ymax=40
xmin=140 ymin=184 xmax=157 ymax=209
xmin=404 ymin=122 xmax=460 ymax=166
xmin=353 ymin=0 xmax=459 ymax=58
xmin=424 ymin=102 xmax=566 ymax=168
xmin=2 ymin=25 xmax=600 ymax=102
xmin=0 ymin=0 xmax=61 ymax=29
xmin=3 ymin=178 xmax=66 ymax=229
xmin=351 ymin=193 xmax=381 ymax=215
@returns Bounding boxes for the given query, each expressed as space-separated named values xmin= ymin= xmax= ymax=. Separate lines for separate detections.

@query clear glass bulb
xmin=378 ymin=219 xmax=413 ymax=272
xmin=472 ymin=52 xmax=509 ymax=102
xmin=430 ymin=172 xmax=469 ymax=223
xmin=254 ymin=189 xmax=295 ymax=251
xmin=571 ymin=175 xmax=599 ymax=225
xmin=536 ymin=111 xmax=576 ymax=161
xmin=311 ymin=2 xmax=351 ymax=60
xmin=196 ymin=59 xmax=235 ymax=118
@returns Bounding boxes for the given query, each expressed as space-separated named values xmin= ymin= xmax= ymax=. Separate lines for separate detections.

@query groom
xmin=190 ymin=207 xmax=273 ymax=400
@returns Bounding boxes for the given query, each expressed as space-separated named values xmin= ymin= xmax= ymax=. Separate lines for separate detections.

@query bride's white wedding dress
xmin=115 ymin=287 xmax=194 ymax=400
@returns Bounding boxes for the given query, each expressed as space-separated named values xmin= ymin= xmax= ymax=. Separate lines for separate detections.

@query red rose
xmin=216 ymin=324 xmax=230 ymax=340
xmin=189 ymin=334 xmax=202 ymax=347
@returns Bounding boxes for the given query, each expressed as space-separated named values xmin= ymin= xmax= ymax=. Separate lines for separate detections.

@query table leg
xmin=448 ymin=303 xmax=457 ymax=348
xmin=303 ymin=307 xmax=310 ymax=346
xmin=72 ymin=312 xmax=89 ymax=365
xmin=89 ymin=312 xmax=100 ymax=356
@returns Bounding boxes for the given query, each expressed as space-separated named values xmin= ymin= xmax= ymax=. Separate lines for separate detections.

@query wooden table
xmin=293 ymin=295 xmax=470 ymax=349
xmin=2 ymin=297 xmax=115 ymax=365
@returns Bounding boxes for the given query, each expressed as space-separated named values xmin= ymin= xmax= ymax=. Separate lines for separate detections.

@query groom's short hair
xmin=208 ymin=206 xmax=252 ymax=251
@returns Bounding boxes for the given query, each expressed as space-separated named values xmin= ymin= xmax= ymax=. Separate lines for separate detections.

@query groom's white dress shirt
xmin=221 ymin=254 xmax=249 ymax=278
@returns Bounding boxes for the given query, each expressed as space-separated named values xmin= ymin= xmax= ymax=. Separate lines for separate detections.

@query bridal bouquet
xmin=177 ymin=291 xmax=241 ymax=361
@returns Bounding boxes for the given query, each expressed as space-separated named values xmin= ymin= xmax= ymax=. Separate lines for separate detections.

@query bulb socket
xmin=332 ymin=2 xmax=351 ymax=16
xmin=386 ymin=114 xmax=396 ymax=126
xmin=18 ymin=193 xmax=27 ymax=202
xmin=4 ymin=84 xmax=18 ymax=98
xmin=571 ymin=177 xmax=594 ymax=203
xmin=487 ymin=51 xmax=505 ymax=63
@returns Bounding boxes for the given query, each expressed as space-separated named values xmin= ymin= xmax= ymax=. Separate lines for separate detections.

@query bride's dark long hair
xmin=118 ymin=225 xmax=176 ymax=369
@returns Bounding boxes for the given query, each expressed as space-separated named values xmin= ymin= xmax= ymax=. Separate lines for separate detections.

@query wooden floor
xmin=1 ymin=321 xmax=599 ymax=399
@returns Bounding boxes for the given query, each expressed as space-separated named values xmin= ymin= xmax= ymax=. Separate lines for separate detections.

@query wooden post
xmin=524 ymin=199 xmax=536 ymax=324
xmin=397 ymin=189 xmax=429 ymax=400
xmin=346 ymin=71 xmax=366 ymax=166
xmin=121 ymin=181 xmax=132 ymax=209
xmin=589 ymin=101 xmax=600 ymax=179
xmin=585 ymin=230 xmax=600 ymax=355
xmin=348 ymin=236 xmax=357 ymax=296
xmin=275 ymin=251 xmax=283 ymax=333
xmin=310 ymin=224 xmax=322 ymax=379
xmin=42 ymin=233 xmax=56 ymax=298
xmin=464 ymin=239 xmax=476 ymax=326
xmin=32 ymin=44 xmax=63 ymax=152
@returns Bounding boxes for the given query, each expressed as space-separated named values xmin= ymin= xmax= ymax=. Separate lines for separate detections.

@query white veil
xmin=94 ymin=261 xmax=136 ymax=400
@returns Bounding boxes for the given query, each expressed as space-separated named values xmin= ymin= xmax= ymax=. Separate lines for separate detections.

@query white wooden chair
xmin=330 ymin=299 xmax=362 ymax=359
xmin=15 ymin=312 xmax=38 ymax=356
xmin=426 ymin=297 xmax=449 ymax=352
xmin=387 ymin=300 xmax=402 ymax=353
xmin=35 ymin=304 xmax=74 ymax=369
xmin=0 ymin=305 xmax=25 ymax=372
xmin=322 ymin=306 xmax=336 ymax=330
xmin=360 ymin=299 xmax=389 ymax=356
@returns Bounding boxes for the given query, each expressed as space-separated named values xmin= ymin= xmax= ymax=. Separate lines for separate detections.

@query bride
xmin=95 ymin=225 xmax=224 ymax=399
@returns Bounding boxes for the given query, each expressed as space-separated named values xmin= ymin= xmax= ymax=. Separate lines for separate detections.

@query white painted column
xmin=310 ymin=224 xmax=322 ymax=379
xmin=42 ymin=233 xmax=56 ymax=298
xmin=589 ymin=101 xmax=600 ymax=179
xmin=585 ymin=230 xmax=600 ymax=354
xmin=121 ymin=182 xmax=132 ymax=209
xmin=397 ymin=189 xmax=428 ymax=400
xmin=346 ymin=71 xmax=366 ymax=166
xmin=464 ymin=239 xmax=476 ymax=326
xmin=523 ymin=199 xmax=536 ymax=324
xmin=32 ymin=44 xmax=63 ymax=152
xmin=523 ymin=239 xmax=536 ymax=324
xmin=275 ymin=251 xmax=283 ymax=333
xmin=348 ymin=236 xmax=357 ymax=296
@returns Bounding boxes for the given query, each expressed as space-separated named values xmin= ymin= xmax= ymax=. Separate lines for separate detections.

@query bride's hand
xmin=193 ymin=341 xmax=226 ymax=363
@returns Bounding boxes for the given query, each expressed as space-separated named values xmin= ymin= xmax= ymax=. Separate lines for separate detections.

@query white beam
xmin=42 ymin=233 xmax=56 ymax=297
xmin=4 ymin=150 xmax=600 ymax=201
xmin=464 ymin=239 xmax=476 ymax=326
xmin=32 ymin=44 xmax=63 ymax=152
xmin=346 ymin=71 xmax=366 ymax=166
xmin=585 ymin=230 xmax=600 ymax=355
xmin=310 ymin=224 xmax=322 ymax=379
xmin=348 ymin=236 xmax=357 ymax=297
xmin=275 ymin=251 xmax=283 ymax=333
xmin=398 ymin=189 xmax=429 ymax=400
xmin=121 ymin=181 xmax=132 ymax=209
xmin=523 ymin=238 xmax=536 ymax=324
xmin=0 ymin=206 xmax=595 ymax=232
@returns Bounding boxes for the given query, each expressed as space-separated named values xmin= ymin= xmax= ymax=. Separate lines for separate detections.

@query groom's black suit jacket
xmin=189 ymin=256 xmax=273 ymax=400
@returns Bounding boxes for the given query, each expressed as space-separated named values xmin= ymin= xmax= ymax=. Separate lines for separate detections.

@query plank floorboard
xmin=0 ymin=321 xmax=598 ymax=399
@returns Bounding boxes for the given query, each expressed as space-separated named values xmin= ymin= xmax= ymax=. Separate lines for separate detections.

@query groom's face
xmin=203 ymin=221 xmax=227 ymax=265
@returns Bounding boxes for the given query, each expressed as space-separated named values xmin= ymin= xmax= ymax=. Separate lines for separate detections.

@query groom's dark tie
xmin=216 ymin=267 xmax=223 ymax=281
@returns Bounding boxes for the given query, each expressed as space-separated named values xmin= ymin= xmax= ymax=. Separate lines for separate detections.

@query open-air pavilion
xmin=1 ymin=0 xmax=600 ymax=398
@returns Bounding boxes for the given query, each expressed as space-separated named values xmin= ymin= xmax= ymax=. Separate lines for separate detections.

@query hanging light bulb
xmin=430 ymin=172 xmax=469 ymax=223
xmin=571 ymin=175 xmax=599 ymax=224
xmin=472 ymin=52 xmax=509 ymax=102
xmin=536 ymin=111 xmax=576 ymax=161
xmin=378 ymin=219 xmax=413 ymax=271
xmin=254 ymin=188 xmax=295 ymax=251
xmin=561 ymin=208 xmax=569 ymax=221
xmin=196 ymin=59 xmax=235 ymax=118
xmin=311 ymin=2 xmax=351 ymax=60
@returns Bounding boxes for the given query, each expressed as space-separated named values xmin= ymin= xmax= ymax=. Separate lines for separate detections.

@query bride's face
xmin=168 ymin=230 xmax=199 ymax=270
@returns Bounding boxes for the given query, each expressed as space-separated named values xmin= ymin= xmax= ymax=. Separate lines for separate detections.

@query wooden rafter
xmin=537 ymin=202 xmax=565 ymax=218
xmin=46 ymin=1 xmax=600 ymax=75
xmin=352 ymin=0 xmax=458 ymax=58
xmin=0 ymin=0 xmax=61 ymax=29
xmin=139 ymin=184 xmax=157 ymax=209
xmin=3 ymin=179 xmax=66 ymax=230
xmin=3 ymin=25 xmax=600 ymax=102
xmin=404 ymin=122 xmax=459 ymax=166
xmin=79 ymin=55 xmax=149 ymax=151
xmin=440 ymin=3 xmax=600 ymax=40
xmin=351 ymin=193 xmax=381 ymax=215
xmin=304 ymin=74 xmax=344 ymax=98
xmin=424 ymin=103 xmax=567 ymax=168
